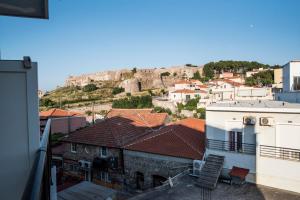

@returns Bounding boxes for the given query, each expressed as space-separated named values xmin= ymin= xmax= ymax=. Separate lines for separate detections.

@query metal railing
xmin=22 ymin=119 xmax=52 ymax=200
xmin=206 ymin=139 xmax=256 ymax=155
xmin=260 ymin=145 xmax=300 ymax=162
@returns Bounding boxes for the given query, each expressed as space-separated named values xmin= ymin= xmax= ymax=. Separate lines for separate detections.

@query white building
xmin=169 ymin=89 xmax=207 ymax=103
xmin=206 ymin=100 xmax=300 ymax=193
xmin=275 ymin=61 xmax=300 ymax=103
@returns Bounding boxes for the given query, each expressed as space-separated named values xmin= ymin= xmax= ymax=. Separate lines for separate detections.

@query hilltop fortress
xmin=65 ymin=65 xmax=203 ymax=93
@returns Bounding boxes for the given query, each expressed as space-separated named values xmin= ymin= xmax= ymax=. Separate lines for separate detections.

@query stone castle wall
xmin=65 ymin=66 xmax=203 ymax=89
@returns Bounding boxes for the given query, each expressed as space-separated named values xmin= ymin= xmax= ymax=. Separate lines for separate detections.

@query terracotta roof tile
xmin=40 ymin=108 xmax=82 ymax=118
xmin=63 ymin=110 xmax=168 ymax=148
xmin=125 ymin=118 xmax=205 ymax=160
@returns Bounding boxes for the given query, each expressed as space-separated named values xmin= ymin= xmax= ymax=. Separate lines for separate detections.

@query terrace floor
xmin=129 ymin=174 xmax=300 ymax=200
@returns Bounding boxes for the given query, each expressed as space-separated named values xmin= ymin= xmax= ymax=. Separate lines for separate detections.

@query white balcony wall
xmin=0 ymin=60 xmax=39 ymax=199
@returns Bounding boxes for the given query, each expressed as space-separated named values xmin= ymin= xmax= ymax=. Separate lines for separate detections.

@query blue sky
xmin=1 ymin=0 xmax=300 ymax=90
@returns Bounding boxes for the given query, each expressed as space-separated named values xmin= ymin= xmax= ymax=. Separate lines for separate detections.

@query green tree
xmin=132 ymin=67 xmax=137 ymax=74
xmin=193 ymin=71 xmax=201 ymax=80
xmin=82 ymin=84 xmax=97 ymax=92
xmin=245 ymin=70 xmax=274 ymax=86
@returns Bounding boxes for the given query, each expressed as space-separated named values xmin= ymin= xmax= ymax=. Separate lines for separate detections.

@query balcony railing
xmin=260 ymin=145 xmax=300 ymax=162
xmin=22 ymin=119 xmax=53 ymax=200
xmin=206 ymin=139 xmax=256 ymax=155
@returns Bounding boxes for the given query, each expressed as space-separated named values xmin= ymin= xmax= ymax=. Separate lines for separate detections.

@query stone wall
xmin=65 ymin=66 xmax=203 ymax=88
xmin=62 ymin=143 xmax=124 ymax=186
xmin=124 ymin=150 xmax=193 ymax=190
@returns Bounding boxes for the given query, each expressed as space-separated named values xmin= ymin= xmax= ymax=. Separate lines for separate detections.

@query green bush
xmin=184 ymin=98 xmax=200 ymax=111
xmin=196 ymin=108 xmax=206 ymax=119
xmin=160 ymin=72 xmax=170 ymax=77
xmin=85 ymin=110 xmax=92 ymax=116
xmin=40 ymin=98 xmax=57 ymax=107
xmin=193 ymin=71 xmax=201 ymax=80
xmin=82 ymin=84 xmax=97 ymax=92
xmin=112 ymin=95 xmax=153 ymax=109
xmin=153 ymin=106 xmax=172 ymax=115
xmin=112 ymin=87 xmax=125 ymax=95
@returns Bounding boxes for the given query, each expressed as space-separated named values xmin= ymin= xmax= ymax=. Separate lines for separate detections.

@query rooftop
xmin=63 ymin=109 xmax=168 ymax=148
xmin=129 ymin=173 xmax=300 ymax=200
xmin=40 ymin=108 xmax=82 ymax=118
xmin=124 ymin=118 xmax=205 ymax=160
xmin=207 ymin=100 xmax=300 ymax=113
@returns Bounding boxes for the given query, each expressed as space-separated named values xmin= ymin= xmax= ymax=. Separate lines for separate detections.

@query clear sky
xmin=1 ymin=0 xmax=300 ymax=90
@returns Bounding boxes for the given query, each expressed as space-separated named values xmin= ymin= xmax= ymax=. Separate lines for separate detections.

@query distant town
xmin=37 ymin=60 xmax=300 ymax=199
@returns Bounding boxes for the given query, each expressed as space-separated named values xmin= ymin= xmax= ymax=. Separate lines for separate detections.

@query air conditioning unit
xmin=260 ymin=117 xmax=274 ymax=126
xmin=193 ymin=160 xmax=202 ymax=176
xmin=243 ymin=116 xmax=256 ymax=125
xmin=78 ymin=160 xmax=91 ymax=169
xmin=78 ymin=160 xmax=85 ymax=168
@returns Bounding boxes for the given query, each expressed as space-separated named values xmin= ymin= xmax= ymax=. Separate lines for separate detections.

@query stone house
xmin=61 ymin=109 xmax=169 ymax=189
xmin=123 ymin=118 xmax=206 ymax=190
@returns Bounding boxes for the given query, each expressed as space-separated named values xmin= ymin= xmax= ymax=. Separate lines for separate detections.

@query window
xmin=71 ymin=143 xmax=77 ymax=153
xmin=186 ymin=95 xmax=190 ymax=100
xmin=293 ymin=76 xmax=300 ymax=90
xmin=100 ymin=147 xmax=107 ymax=157
xmin=98 ymin=171 xmax=111 ymax=183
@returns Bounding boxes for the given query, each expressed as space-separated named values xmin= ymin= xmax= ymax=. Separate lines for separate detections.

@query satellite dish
xmin=0 ymin=0 xmax=48 ymax=19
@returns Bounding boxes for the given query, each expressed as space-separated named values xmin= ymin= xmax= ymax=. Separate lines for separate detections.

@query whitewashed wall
xmin=206 ymin=108 xmax=300 ymax=193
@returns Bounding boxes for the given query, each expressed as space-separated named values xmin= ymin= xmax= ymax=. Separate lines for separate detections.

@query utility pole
xmin=92 ymin=101 xmax=95 ymax=124
xmin=59 ymin=96 xmax=62 ymax=109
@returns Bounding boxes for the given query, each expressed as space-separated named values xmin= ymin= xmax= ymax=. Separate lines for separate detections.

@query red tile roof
xmin=172 ymin=89 xmax=196 ymax=94
xmin=63 ymin=109 xmax=168 ymax=148
xmin=40 ymin=108 xmax=82 ymax=118
xmin=197 ymin=85 xmax=208 ymax=89
xmin=175 ymin=80 xmax=191 ymax=84
xmin=125 ymin=118 xmax=205 ymax=160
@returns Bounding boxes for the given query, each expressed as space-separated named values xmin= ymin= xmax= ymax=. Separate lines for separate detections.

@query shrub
xmin=82 ymin=84 xmax=97 ymax=92
xmin=160 ymin=72 xmax=170 ymax=77
xmin=153 ymin=106 xmax=172 ymax=115
xmin=112 ymin=95 xmax=153 ymax=109
xmin=196 ymin=108 xmax=206 ymax=119
xmin=112 ymin=87 xmax=125 ymax=95
xmin=40 ymin=98 xmax=57 ymax=107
